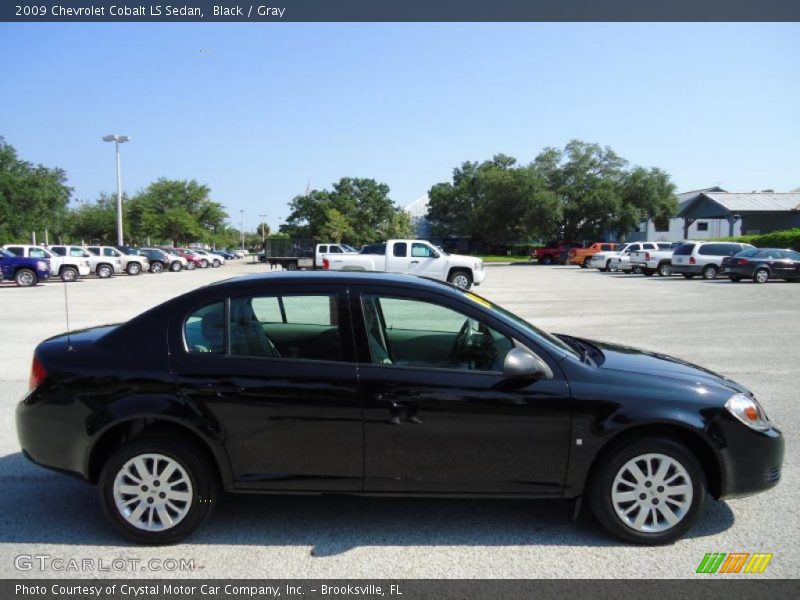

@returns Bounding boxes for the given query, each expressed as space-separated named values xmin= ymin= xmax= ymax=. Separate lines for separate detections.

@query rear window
xmin=656 ymin=243 xmax=673 ymax=250
xmin=699 ymin=243 xmax=741 ymax=257
xmin=673 ymin=243 xmax=695 ymax=256
xmin=600 ymin=244 xmax=614 ymax=251
xmin=735 ymin=248 xmax=759 ymax=258
xmin=51 ymin=247 xmax=66 ymax=256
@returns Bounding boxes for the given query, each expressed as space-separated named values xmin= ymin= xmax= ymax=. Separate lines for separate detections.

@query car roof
xmin=206 ymin=270 xmax=456 ymax=292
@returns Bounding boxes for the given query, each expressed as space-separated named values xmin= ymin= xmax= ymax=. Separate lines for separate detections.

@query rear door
xmin=170 ymin=283 xmax=362 ymax=492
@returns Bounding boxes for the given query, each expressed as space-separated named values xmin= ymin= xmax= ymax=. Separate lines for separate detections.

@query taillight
xmin=29 ymin=356 xmax=47 ymax=392
xmin=737 ymin=258 xmax=749 ymax=265
xmin=322 ymin=258 xmax=330 ymax=270
xmin=689 ymin=256 xmax=696 ymax=265
xmin=645 ymin=252 xmax=651 ymax=261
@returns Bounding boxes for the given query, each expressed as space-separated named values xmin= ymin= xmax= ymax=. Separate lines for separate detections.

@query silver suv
xmin=671 ymin=241 xmax=756 ymax=280
xmin=87 ymin=246 xmax=148 ymax=276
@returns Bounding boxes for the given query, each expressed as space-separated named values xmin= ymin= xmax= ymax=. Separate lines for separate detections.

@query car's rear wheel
xmin=541 ymin=255 xmax=553 ymax=265
xmin=126 ymin=262 xmax=142 ymax=276
xmin=170 ymin=261 xmax=183 ymax=272
xmin=14 ymin=268 xmax=37 ymax=287
xmin=96 ymin=264 xmax=113 ymax=279
xmin=702 ymin=265 xmax=718 ymax=280
xmin=60 ymin=266 xmax=79 ymax=282
xmin=150 ymin=261 xmax=164 ymax=273
xmin=99 ymin=436 xmax=219 ymax=545
xmin=754 ymin=268 xmax=770 ymax=284
xmin=588 ymin=437 xmax=706 ymax=545
xmin=657 ymin=262 xmax=672 ymax=277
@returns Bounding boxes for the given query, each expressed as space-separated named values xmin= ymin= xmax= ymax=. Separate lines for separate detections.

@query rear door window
xmin=673 ymin=244 xmax=695 ymax=256
xmin=393 ymin=242 xmax=408 ymax=257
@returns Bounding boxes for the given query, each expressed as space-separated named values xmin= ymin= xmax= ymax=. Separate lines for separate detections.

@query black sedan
xmin=722 ymin=247 xmax=800 ymax=283
xmin=16 ymin=272 xmax=783 ymax=545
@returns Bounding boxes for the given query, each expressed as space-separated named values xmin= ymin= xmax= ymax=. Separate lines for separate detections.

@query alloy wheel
xmin=611 ymin=453 xmax=693 ymax=533
xmin=112 ymin=453 xmax=194 ymax=532
xmin=452 ymin=274 xmax=470 ymax=289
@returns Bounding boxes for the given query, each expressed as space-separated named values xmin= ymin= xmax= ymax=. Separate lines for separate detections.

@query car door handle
xmin=410 ymin=260 xmax=419 ymax=264
xmin=196 ymin=382 xmax=244 ymax=394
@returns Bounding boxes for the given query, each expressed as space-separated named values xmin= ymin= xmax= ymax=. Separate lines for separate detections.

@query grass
xmin=478 ymin=255 xmax=532 ymax=263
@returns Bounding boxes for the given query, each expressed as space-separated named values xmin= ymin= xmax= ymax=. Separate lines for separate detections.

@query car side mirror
xmin=503 ymin=347 xmax=552 ymax=379
xmin=431 ymin=251 xmax=440 ymax=259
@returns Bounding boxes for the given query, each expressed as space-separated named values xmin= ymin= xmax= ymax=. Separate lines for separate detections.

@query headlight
xmin=36 ymin=261 xmax=48 ymax=270
xmin=725 ymin=393 xmax=770 ymax=432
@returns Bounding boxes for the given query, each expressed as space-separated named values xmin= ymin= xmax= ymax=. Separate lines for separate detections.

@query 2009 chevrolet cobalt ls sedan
xmin=17 ymin=272 xmax=783 ymax=544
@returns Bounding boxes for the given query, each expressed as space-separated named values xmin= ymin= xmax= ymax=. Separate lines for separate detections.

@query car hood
xmin=448 ymin=253 xmax=482 ymax=264
xmin=582 ymin=337 xmax=747 ymax=393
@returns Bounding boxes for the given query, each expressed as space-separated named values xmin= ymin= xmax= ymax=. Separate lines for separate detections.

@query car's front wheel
xmin=96 ymin=264 xmax=113 ymax=279
xmin=170 ymin=261 xmax=183 ymax=272
xmin=588 ymin=437 xmax=706 ymax=545
xmin=126 ymin=262 xmax=142 ymax=276
xmin=186 ymin=261 xmax=197 ymax=270
xmin=99 ymin=436 xmax=219 ymax=544
xmin=448 ymin=269 xmax=473 ymax=289
xmin=150 ymin=261 xmax=164 ymax=274
xmin=541 ymin=255 xmax=553 ymax=265
xmin=198 ymin=259 xmax=209 ymax=269
xmin=14 ymin=268 xmax=37 ymax=287
xmin=212 ymin=260 xmax=221 ymax=268
xmin=682 ymin=273 xmax=695 ymax=280
xmin=60 ymin=266 xmax=79 ymax=282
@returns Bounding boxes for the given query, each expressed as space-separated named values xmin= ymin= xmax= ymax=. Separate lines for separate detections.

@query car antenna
xmin=62 ymin=276 xmax=74 ymax=351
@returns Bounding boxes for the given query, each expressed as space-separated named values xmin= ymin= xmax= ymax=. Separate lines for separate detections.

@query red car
xmin=532 ymin=241 xmax=584 ymax=265
xmin=162 ymin=248 xmax=203 ymax=270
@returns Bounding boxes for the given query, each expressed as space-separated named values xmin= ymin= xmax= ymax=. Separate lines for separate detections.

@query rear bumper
xmin=722 ymin=265 xmax=755 ymax=278
xmin=671 ymin=265 xmax=703 ymax=274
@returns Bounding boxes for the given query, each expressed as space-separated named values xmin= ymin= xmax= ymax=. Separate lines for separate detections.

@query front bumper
xmin=712 ymin=413 xmax=784 ymax=499
xmin=473 ymin=270 xmax=486 ymax=285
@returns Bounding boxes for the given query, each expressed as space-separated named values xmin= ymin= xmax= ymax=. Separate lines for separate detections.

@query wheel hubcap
xmin=611 ymin=453 xmax=693 ymax=533
xmin=756 ymin=270 xmax=768 ymax=283
xmin=453 ymin=275 xmax=469 ymax=288
xmin=113 ymin=453 xmax=193 ymax=532
xmin=19 ymin=272 xmax=33 ymax=285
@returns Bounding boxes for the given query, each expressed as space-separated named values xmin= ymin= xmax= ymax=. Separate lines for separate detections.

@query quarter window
xmin=185 ymin=302 xmax=226 ymax=354
xmin=361 ymin=295 xmax=514 ymax=372
xmin=393 ymin=242 xmax=408 ymax=257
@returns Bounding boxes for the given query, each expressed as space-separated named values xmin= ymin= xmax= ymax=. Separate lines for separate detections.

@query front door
xmin=408 ymin=242 xmax=446 ymax=280
xmin=171 ymin=286 xmax=362 ymax=492
xmin=351 ymin=287 xmax=572 ymax=496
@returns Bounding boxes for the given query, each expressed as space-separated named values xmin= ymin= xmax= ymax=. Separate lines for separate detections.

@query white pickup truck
xmin=322 ymin=239 xmax=485 ymax=289
xmin=629 ymin=242 xmax=683 ymax=277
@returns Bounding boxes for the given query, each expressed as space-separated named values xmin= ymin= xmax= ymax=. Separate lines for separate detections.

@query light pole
xmin=259 ymin=214 xmax=267 ymax=245
xmin=240 ymin=210 xmax=245 ymax=252
xmin=102 ymin=134 xmax=130 ymax=246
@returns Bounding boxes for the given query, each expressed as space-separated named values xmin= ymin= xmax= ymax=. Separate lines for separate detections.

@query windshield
xmin=0 ymin=248 xmax=13 ymax=258
xmin=458 ymin=288 xmax=580 ymax=359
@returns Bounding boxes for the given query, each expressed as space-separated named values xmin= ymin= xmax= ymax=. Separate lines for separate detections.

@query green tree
xmin=65 ymin=195 xmax=118 ymax=244
xmin=379 ymin=209 xmax=415 ymax=239
xmin=319 ymin=208 xmax=354 ymax=243
xmin=0 ymin=138 xmax=72 ymax=242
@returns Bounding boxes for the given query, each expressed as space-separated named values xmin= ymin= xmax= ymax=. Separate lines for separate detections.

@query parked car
xmin=568 ymin=243 xmax=619 ymax=267
xmin=532 ymin=241 xmax=584 ymax=265
xmin=191 ymin=249 xmax=224 ymax=268
xmin=133 ymin=248 xmax=171 ymax=273
xmin=670 ymin=242 xmax=756 ymax=280
xmin=322 ymin=239 xmax=485 ymax=289
xmin=173 ymin=248 xmax=208 ymax=269
xmin=151 ymin=248 xmax=188 ymax=272
xmin=313 ymin=243 xmax=357 ymax=268
xmin=0 ymin=247 xmax=51 ymax=286
xmin=628 ymin=242 xmax=684 ymax=277
xmin=3 ymin=244 xmax=90 ymax=282
xmin=722 ymin=248 xmax=800 ymax=283
xmin=213 ymin=250 xmax=237 ymax=260
xmin=588 ymin=242 xmax=666 ymax=272
xmin=49 ymin=245 xmax=111 ymax=279
xmin=17 ymin=271 xmax=783 ymax=545
xmin=87 ymin=246 xmax=149 ymax=276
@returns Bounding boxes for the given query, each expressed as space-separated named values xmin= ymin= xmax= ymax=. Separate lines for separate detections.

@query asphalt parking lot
xmin=0 ymin=263 xmax=796 ymax=579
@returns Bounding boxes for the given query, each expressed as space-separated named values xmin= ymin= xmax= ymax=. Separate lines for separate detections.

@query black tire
xmin=60 ymin=266 xmax=79 ymax=282
xmin=170 ymin=261 xmax=183 ymax=272
xmin=150 ymin=261 xmax=164 ymax=274
xmin=728 ymin=275 xmax=742 ymax=282
xmin=657 ymin=262 xmax=672 ymax=277
xmin=285 ymin=262 xmax=298 ymax=271
xmin=447 ymin=269 xmax=473 ymax=290
xmin=212 ymin=260 xmax=221 ymax=268
xmin=682 ymin=273 xmax=695 ymax=280
xmin=753 ymin=268 xmax=770 ymax=284
xmin=702 ymin=265 xmax=718 ymax=280
xmin=541 ymin=255 xmax=553 ymax=265
xmin=632 ymin=266 xmax=643 ymax=275
xmin=588 ymin=436 xmax=706 ymax=545
xmin=578 ymin=260 xmax=587 ymax=268
xmin=186 ymin=261 xmax=197 ymax=271
xmin=643 ymin=269 xmax=654 ymax=277
xmin=98 ymin=436 xmax=219 ymax=545
xmin=14 ymin=268 xmax=37 ymax=287
xmin=126 ymin=262 xmax=142 ymax=276
xmin=96 ymin=264 xmax=113 ymax=279
xmin=198 ymin=259 xmax=209 ymax=269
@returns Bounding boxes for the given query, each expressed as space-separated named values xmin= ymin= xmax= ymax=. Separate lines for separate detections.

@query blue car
xmin=0 ymin=247 xmax=51 ymax=287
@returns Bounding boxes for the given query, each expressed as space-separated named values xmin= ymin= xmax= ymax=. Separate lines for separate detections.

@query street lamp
xmin=259 ymin=214 xmax=267 ymax=245
xmin=102 ymin=134 xmax=130 ymax=246
xmin=240 ymin=210 xmax=245 ymax=252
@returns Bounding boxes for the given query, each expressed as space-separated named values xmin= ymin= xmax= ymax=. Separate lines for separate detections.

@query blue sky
xmin=1 ymin=23 xmax=798 ymax=232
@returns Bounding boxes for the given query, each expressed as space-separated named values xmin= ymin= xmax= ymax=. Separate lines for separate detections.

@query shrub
xmin=715 ymin=228 xmax=800 ymax=250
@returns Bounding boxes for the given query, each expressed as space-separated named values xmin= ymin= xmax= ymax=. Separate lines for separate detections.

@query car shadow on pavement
xmin=0 ymin=452 xmax=735 ymax=553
